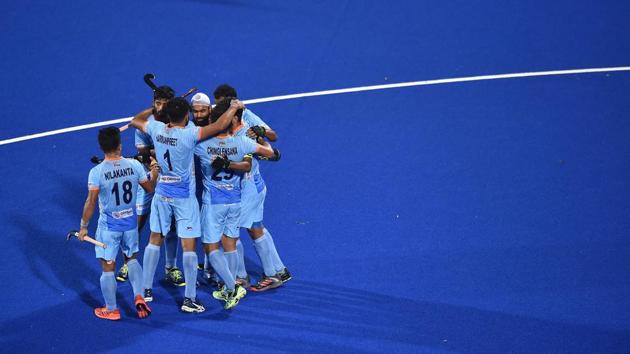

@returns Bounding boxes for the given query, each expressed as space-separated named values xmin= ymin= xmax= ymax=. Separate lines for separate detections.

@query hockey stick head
xmin=90 ymin=156 xmax=102 ymax=164
xmin=66 ymin=230 xmax=79 ymax=241
xmin=143 ymin=73 xmax=158 ymax=91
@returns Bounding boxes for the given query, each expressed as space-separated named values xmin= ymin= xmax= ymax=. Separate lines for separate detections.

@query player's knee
xmin=204 ymin=242 xmax=220 ymax=252
xmin=149 ymin=232 xmax=163 ymax=245
xmin=100 ymin=259 xmax=116 ymax=272
xmin=248 ymin=226 xmax=264 ymax=239
xmin=125 ymin=253 xmax=138 ymax=262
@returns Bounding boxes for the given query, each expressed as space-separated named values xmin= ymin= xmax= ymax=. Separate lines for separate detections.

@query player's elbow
xmin=266 ymin=130 xmax=278 ymax=142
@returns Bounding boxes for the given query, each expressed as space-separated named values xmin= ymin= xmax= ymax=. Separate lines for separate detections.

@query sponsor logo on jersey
xmin=112 ymin=208 xmax=134 ymax=219
xmin=159 ymin=176 xmax=182 ymax=183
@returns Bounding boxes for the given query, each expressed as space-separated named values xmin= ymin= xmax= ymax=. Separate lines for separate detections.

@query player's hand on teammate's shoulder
xmin=230 ymin=99 xmax=244 ymax=110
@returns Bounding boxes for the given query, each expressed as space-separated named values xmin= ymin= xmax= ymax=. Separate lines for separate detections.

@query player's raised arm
xmin=128 ymin=107 xmax=154 ymax=132
xmin=198 ymin=99 xmax=244 ymax=141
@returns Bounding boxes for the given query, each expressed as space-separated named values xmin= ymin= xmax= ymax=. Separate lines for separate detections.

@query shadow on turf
xmin=2 ymin=277 xmax=629 ymax=353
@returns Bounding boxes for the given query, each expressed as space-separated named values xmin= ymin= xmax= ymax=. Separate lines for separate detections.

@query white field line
xmin=1 ymin=66 xmax=629 ymax=146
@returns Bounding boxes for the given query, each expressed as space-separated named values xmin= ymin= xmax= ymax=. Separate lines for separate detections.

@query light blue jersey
xmin=135 ymin=115 xmax=156 ymax=149
xmin=194 ymin=135 xmax=257 ymax=205
xmin=144 ymin=119 xmax=200 ymax=198
xmin=235 ymin=111 xmax=268 ymax=193
xmin=88 ymin=158 xmax=148 ymax=232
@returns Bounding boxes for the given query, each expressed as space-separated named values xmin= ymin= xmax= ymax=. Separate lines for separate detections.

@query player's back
xmin=88 ymin=158 xmax=146 ymax=231
xmin=146 ymin=120 xmax=199 ymax=198
xmin=195 ymin=135 xmax=257 ymax=205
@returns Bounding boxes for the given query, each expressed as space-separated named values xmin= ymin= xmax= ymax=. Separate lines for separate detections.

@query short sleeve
xmin=244 ymin=109 xmax=270 ymax=129
xmin=135 ymin=130 xmax=153 ymax=148
xmin=145 ymin=119 xmax=159 ymax=138
xmin=239 ymin=136 xmax=258 ymax=156
xmin=87 ymin=167 xmax=100 ymax=190
xmin=190 ymin=125 xmax=201 ymax=143
xmin=131 ymin=160 xmax=148 ymax=183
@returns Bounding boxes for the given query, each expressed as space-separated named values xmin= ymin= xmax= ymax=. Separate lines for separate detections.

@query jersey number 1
xmin=164 ymin=150 xmax=173 ymax=171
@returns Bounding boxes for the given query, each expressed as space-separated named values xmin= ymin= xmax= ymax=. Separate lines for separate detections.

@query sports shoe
xmin=250 ymin=275 xmax=283 ymax=292
xmin=94 ymin=307 xmax=121 ymax=321
xmin=134 ymin=294 xmax=151 ymax=319
xmin=116 ymin=264 xmax=128 ymax=282
xmin=236 ymin=275 xmax=251 ymax=288
xmin=181 ymin=297 xmax=205 ymax=313
xmin=224 ymin=284 xmax=247 ymax=310
xmin=277 ymin=268 xmax=292 ymax=283
xmin=144 ymin=288 xmax=153 ymax=302
xmin=165 ymin=267 xmax=186 ymax=287
xmin=212 ymin=285 xmax=229 ymax=301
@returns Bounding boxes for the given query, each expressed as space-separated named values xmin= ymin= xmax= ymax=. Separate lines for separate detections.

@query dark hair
xmin=164 ymin=97 xmax=190 ymax=123
xmin=98 ymin=127 xmax=121 ymax=153
xmin=213 ymin=84 xmax=237 ymax=100
xmin=209 ymin=97 xmax=242 ymax=124
xmin=154 ymin=85 xmax=175 ymax=100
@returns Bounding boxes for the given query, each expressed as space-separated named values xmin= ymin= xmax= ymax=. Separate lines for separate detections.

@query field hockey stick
xmin=66 ymin=230 xmax=107 ymax=249
xmin=119 ymin=76 xmax=197 ymax=132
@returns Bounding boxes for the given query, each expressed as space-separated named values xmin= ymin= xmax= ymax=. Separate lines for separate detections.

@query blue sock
xmin=264 ymin=229 xmax=285 ymax=273
xmin=126 ymin=259 xmax=143 ymax=297
xmin=253 ymin=234 xmax=275 ymax=277
xmin=100 ymin=272 xmax=117 ymax=310
xmin=183 ymin=251 xmax=197 ymax=300
xmin=208 ymin=250 xmax=235 ymax=291
xmin=224 ymin=250 xmax=239 ymax=280
xmin=235 ymin=239 xmax=247 ymax=278
xmin=164 ymin=230 xmax=178 ymax=269
xmin=142 ymin=243 xmax=160 ymax=289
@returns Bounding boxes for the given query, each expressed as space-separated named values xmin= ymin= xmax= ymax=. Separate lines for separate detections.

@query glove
xmin=257 ymin=148 xmax=281 ymax=162
xmin=133 ymin=151 xmax=152 ymax=164
xmin=249 ymin=126 xmax=266 ymax=138
xmin=211 ymin=155 xmax=231 ymax=170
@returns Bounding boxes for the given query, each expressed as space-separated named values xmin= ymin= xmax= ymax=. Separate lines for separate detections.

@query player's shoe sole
xmin=134 ymin=294 xmax=152 ymax=319
xmin=94 ymin=307 xmax=121 ymax=321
